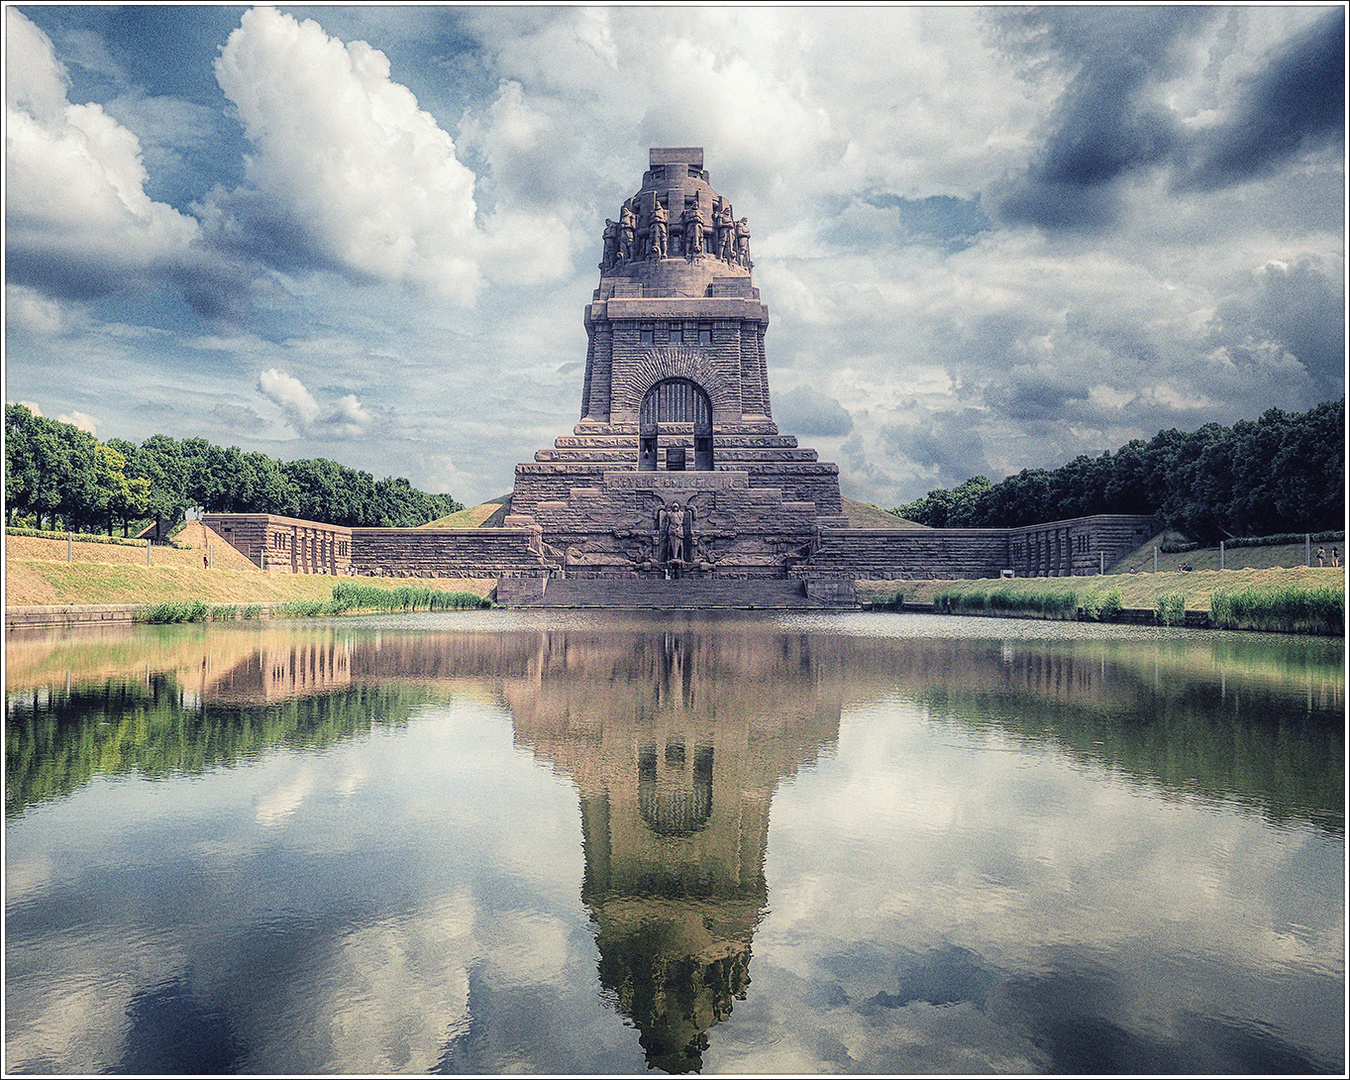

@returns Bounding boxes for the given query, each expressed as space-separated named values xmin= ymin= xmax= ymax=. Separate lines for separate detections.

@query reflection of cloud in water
xmin=754 ymin=707 xmax=1344 ymax=1074
xmin=4 ymin=617 xmax=1342 ymax=1075
xmin=253 ymin=768 xmax=314 ymax=828
xmin=320 ymin=892 xmax=475 ymax=1073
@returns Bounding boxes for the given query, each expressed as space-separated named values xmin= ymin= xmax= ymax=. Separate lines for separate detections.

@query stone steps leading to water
xmin=499 ymin=576 xmax=851 ymax=609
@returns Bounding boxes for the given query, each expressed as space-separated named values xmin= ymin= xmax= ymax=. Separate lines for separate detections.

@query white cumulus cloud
xmin=258 ymin=368 xmax=321 ymax=428
xmin=211 ymin=6 xmax=483 ymax=301
xmin=4 ymin=8 xmax=200 ymax=297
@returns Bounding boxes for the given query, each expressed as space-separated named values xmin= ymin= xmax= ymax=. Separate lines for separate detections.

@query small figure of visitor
xmin=1317 ymin=547 xmax=1326 ymax=566
xmin=1333 ymin=547 xmax=1340 ymax=568
xmin=203 ymin=554 xmax=209 ymax=569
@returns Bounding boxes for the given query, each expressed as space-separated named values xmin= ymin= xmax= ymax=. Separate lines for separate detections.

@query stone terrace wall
xmin=348 ymin=527 xmax=552 ymax=578
xmin=808 ymin=514 xmax=1158 ymax=580
xmin=202 ymin=514 xmax=352 ymax=575
xmin=1007 ymin=516 xmax=1158 ymax=576
xmin=809 ymin=528 xmax=1011 ymax=580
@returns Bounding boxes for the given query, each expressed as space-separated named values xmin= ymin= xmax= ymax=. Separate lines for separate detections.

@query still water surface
xmin=4 ymin=611 xmax=1344 ymax=1074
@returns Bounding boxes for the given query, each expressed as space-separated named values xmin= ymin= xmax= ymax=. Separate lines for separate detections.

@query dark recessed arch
xmin=639 ymin=378 xmax=713 ymax=471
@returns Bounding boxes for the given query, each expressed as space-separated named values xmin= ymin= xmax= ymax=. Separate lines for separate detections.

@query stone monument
xmin=508 ymin=148 xmax=846 ymax=581
xmin=204 ymin=148 xmax=1159 ymax=597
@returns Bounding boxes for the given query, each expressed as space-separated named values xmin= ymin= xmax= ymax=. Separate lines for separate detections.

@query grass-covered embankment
xmin=858 ymin=566 xmax=1345 ymax=635
xmin=5 ymin=529 xmax=497 ymax=609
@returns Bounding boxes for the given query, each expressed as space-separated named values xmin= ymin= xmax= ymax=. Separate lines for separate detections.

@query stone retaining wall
xmin=810 ymin=515 xmax=1157 ymax=579
xmin=348 ymin=527 xmax=550 ymax=578
xmin=5 ymin=604 xmax=285 ymax=629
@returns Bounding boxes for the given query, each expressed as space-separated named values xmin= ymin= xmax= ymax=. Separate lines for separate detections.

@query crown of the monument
xmin=599 ymin=146 xmax=752 ymax=298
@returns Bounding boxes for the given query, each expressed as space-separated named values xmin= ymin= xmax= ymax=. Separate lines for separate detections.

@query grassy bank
xmin=858 ymin=566 xmax=1345 ymax=635
xmin=5 ymin=531 xmax=498 ymax=610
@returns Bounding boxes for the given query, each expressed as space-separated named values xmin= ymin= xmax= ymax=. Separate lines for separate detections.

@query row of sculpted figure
xmin=602 ymin=198 xmax=750 ymax=271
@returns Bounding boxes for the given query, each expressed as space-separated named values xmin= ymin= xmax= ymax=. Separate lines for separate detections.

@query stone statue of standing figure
xmin=683 ymin=201 xmax=705 ymax=260
xmin=655 ymin=499 xmax=695 ymax=574
xmin=734 ymin=217 xmax=751 ymax=268
xmin=715 ymin=202 xmax=734 ymax=262
xmin=619 ymin=199 xmax=636 ymax=263
xmin=649 ymin=202 xmax=668 ymax=260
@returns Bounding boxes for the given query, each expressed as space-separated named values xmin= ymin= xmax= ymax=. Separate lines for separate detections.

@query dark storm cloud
xmin=4 ymin=247 xmax=126 ymax=302
xmin=995 ymin=7 xmax=1345 ymax=233
xmin=988 ymin=378 xmax=1091 ymax=424
xmin=1180 ymin=8 xmax=1345 ymax=192
xmin=164 ymin=250 xmax=262 ymax=327
xmin=775 ymin=385 xmax=854 ymax=437
xmin=993 ymin=6 xmax=1212 ymax=232
xmin=193 ymin=186 xmax=345 ymax=279
xmin=1206 ymin=256 xmax=1346 ymax=403
xmin=882 ymin=410 xmax=991 ymax=487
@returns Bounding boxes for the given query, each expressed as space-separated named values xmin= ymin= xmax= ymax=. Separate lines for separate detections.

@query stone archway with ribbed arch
xmin=612 ymin=347 xmax=737 ymax=422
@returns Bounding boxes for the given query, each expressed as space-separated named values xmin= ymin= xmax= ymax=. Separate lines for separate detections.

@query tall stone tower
xmin=508 ymin=148 xmax=847 ymax=580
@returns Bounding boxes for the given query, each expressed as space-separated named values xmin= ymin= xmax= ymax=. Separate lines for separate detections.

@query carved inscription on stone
xmin=605 ymin=472 xmax=746 ymax=491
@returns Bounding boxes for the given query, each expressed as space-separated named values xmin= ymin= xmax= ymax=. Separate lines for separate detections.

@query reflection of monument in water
xmin=503 ymin=625 xmax=842 ymax=1072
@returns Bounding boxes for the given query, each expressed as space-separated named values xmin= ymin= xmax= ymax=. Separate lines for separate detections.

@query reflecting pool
xmin=4 ymin=611 xmax=1344 ymax=1074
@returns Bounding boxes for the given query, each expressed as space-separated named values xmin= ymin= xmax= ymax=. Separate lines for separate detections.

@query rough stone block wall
xmin=808 ymin=515 xmax=1158 ymax=580
xmin=203 ymin=513 xmax=353 ymax=575
xmin=809 ymin=528 xmax=1011 ymax=579
xmin=348 ymin=528 xmax=549 ymax=578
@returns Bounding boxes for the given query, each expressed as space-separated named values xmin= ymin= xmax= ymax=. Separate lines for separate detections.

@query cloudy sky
xmin=4 ymin=5 xmax=1344 ymax=508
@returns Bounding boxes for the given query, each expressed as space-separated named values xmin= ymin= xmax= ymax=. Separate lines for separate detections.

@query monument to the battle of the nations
xmin=205 ymin=148 xmax=1157 ymax=603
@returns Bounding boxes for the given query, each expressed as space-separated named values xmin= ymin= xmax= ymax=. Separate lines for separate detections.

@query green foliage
xmin=894 ymin=475 xmax=992 ymax=527
xmin=892 ymin=398 xmax=1344 ymax=540
xmin=4 ymin=405 xmax=464 ymax=534
xmin=271 ymin=585 xmax=493 ymax=618
xmin=137 ymin=599 xmax=210 ymax=624
xmin=241 ymin=604 xmax=263 ymax=619
xmin=6 ymin=526 xmax=150 ymax=547
xmin=1155 ymin=592 xmax=1186 ymax=627
xmin=278 ymin=598 xmax=330 ymax=617
xmin=932 ymin=585 xmax=1078 ymax=620
xmin=1225 ymin=530 xmax=1345 ymax=549
xmin=1081 ymin=589 xmax=1124 ymax=621
xmin=329 ymin=582 xmax=493 ymax=613
xmin=1210 ymin=586 xmax=1344 ymax=636
xmin=6 ymin=677 xmax=425 ymax=817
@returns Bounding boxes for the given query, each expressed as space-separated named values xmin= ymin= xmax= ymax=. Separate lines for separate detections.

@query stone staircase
xmin=500 ymin=575 xmax=854 ymax=609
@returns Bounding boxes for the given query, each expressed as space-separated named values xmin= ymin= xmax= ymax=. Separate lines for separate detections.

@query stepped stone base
xmin=508 ymin=469 xmax=828 ymax=580
xmin=496 ymin=576 xmax=854 ymax=609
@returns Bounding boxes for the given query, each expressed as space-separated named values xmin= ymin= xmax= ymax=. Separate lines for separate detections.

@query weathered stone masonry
xmin=203 ymin=148 xmax=1155 ymax=591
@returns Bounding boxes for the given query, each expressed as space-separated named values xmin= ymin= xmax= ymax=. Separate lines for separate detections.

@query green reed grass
xmin=137 ymin=599 xmax=209 ymax=624
xmin=1210 ymin=585 xmax=1344 ymax=635
xmin=933 ymin=586 xmax=1079 ymax=620
xmin=1155 ymin=592 xmax=1186 ymax=627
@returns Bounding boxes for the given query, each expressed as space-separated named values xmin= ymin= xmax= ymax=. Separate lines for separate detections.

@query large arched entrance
xmin=639 ymin=378 xmax=713 ymax=471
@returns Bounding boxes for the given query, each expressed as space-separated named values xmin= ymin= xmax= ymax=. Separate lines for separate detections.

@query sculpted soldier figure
xmin=649 ymin=202 xmax=668 ymax=260
xmin=683 ymin=201 xmax=705 ymax=260
xmin=715 ymin=202 xmax=734 ymax=261
xmin=734 ymin=217 xmax=751 ymax=267
xmin=601 ymin=218 xmax=619 ymax=271
xmin=619 ymin=199 xmax=636 ymax=263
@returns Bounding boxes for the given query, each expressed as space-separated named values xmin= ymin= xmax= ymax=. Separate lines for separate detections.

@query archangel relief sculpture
xmin=652 ymin=497 xmax=694 ymax=576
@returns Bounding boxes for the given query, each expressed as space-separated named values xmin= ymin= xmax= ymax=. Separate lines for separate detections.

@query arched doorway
xmin=639 ymin=378 xmax=713 ymax=471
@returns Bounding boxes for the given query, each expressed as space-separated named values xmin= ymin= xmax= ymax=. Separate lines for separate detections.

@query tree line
xmin=4 ymin=404 xmax=464 ymax=535
xmin=893 ymin=398 xmax=1344 ymax=544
